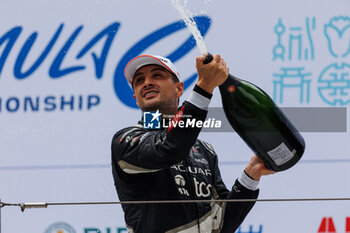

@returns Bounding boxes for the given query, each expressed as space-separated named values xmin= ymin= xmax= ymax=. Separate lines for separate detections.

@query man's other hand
xmin=244 ymin=155 xmax=275 ymax=181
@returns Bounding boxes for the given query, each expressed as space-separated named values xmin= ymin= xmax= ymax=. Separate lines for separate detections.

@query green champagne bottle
xmin=204 ymin=54 xmax=305 ymax=171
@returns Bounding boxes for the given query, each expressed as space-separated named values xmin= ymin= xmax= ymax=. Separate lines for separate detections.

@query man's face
xmin=132 ymin=65 xmax=183 ymax=113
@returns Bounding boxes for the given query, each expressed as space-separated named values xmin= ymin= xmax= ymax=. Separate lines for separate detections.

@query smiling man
xmin=111 ymin=54 xmax=273 ymax=233
xmin=131 ymin=63 xmax=183 ymax=114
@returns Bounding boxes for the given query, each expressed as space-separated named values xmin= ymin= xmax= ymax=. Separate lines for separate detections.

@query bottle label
xmin=267 ymin=142 xmax=295 ymax=166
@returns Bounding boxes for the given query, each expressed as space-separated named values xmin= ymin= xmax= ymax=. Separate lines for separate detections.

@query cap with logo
xmin=124 ymin=55 xmax=181 ymax=84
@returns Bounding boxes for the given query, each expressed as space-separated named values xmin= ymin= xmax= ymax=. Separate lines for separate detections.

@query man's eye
xmin=134 ymin=77 xmax=144 ymax=84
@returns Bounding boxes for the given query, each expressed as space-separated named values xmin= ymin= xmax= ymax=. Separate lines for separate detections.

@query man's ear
xmin=133 ymin=93 xmax=140 ymax=106
xmin=176 ymin=82 xmax=184 ymax=98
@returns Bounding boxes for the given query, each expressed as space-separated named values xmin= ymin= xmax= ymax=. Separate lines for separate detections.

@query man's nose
xmin=143 ymin=76 xmax=153 ymax=87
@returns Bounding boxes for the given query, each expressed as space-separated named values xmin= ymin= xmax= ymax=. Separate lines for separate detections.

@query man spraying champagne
xmin=111 ymin=54 xmax=274 ymax=233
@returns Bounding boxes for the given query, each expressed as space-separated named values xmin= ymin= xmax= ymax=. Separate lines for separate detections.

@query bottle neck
xmin=219 ymin=73 xmax=241 ymax=93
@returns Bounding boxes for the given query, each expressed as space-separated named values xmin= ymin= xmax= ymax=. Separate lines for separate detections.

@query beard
xmin=140 ymin=98 xmax=178 ymax=115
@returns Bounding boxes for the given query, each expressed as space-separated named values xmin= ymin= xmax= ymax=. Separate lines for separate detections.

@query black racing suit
xmin=111 ymin=85 xmax=259 ymax=233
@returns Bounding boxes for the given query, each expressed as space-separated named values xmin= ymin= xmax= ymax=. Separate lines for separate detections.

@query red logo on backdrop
xmin=318 ymin=217 xmax=350 ymax=233
xmin=318 ymin=218 xmax=336 ymax=233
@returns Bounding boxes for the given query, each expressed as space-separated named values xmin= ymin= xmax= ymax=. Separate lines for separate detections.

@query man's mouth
xmin=143 ymin=89 xmax=159 ymax=99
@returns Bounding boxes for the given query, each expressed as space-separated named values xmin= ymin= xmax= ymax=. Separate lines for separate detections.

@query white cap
xmin=124 ymin=55 xmax=181 ymax=84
